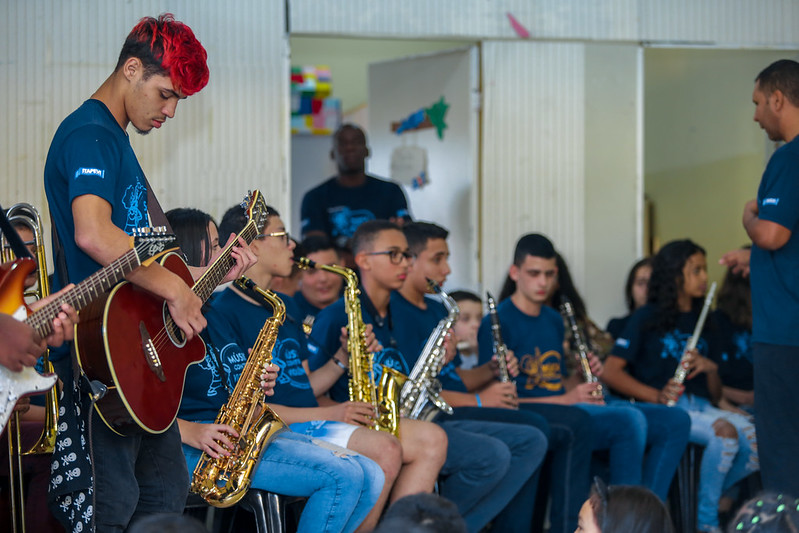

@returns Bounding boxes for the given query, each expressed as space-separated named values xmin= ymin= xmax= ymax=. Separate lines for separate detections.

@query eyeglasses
xmin=255 ymin=231 xmax=291 ymax=246
xmin=365 ymin=249 xmax=412 ymax=265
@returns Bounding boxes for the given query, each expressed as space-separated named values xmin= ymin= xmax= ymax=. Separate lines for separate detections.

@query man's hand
xmin=166 ymin=280 xmax=205 ymax=341
xmin=479 ymin=381 xmax=519 ymax=409
xmin=327 ymin=401 xmax=375 ymax=426
xmin=586 ymin=352 xmax=604 ymax=378
xmin=0 ymin=313 xmax=45 ymax=371
xmin=220 ymin=235 xmax=257 ymax=283
xmin=566 ymin=382 xmax=605 ymax=405
xmin=30 ymin=284 xmax=79 ymax=347
xmin=719 ymin=248 xmax=751 ymax=277
xmin=492 ymin=348 xmax=519 ymax=377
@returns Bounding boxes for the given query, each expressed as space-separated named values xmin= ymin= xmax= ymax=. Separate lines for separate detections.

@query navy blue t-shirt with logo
xmin=750 ymin=136 xmax=799 ymax=346
xmin=308 ymin=291 xmax=411 ymax=403
xmin=300 ymin=175 xmax=411 ymax=248
xmin=390 ymin=291 xmax=467 ymax=393
xmin=477 ymin=299 xmax=565 ymax=398
xmin=205 ymin=287 xmax=318 ymax=408
xmin=611 ymin=304 xmax=716 ymax=400
xmin=711 ymin=309 xmax=753 ymax=391
xmin=44 ymin=99 xmax=150 ymax=288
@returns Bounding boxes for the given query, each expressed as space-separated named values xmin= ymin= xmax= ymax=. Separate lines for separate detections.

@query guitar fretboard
xmin=25 ymin=247 xmax=142 ymax=338
xmin=192 ymin=222 xmax=258 ymax=303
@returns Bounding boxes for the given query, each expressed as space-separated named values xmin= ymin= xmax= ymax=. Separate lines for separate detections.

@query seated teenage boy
xmin=391 ymin=221 xmax=551 ymax=533
xmin=293 ymin=235 xmax=344 ymax=326
xmin=476 ymin=233 xmax=648 ymax=531
xmin=203 ymin=205 xmax=447 ymax=531
xmin=308 ymin=220 xmax=543 ymax=533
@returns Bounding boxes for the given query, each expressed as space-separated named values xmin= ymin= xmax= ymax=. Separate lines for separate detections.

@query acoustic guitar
xmin=75 ymin=191 xmax=269 ymax=435
xmin=0 ymin=227 xmax=177 ymax=430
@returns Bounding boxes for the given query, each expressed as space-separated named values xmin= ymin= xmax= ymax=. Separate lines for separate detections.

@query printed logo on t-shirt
xmin=74 ymin=167 xmax=105 ymax=179
xmin=272 ymin=337 xmax=312 ymax=391
xmin=121 ymin=178 xmax=148 ymax=234
xmin=519 ymin=347 xmax=562 ymax=392
xmin=660 ymin=330 xmax=707 ymax=361
xmin=328 ymin=206 xmax=375 ymax=241
xmin=762 ymin=197 xmax=779 ymax=206
xmin=372 ymin=347 xmax=410 ymax=383
xmin=615 ymin=338 xmax=630 ymax=348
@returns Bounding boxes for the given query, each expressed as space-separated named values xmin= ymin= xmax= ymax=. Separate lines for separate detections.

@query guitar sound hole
xmin=163 ymin=304 xmax=186 ymax=348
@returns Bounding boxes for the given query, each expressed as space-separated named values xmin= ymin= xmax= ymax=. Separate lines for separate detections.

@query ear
xmin=354 ymin=251 xmax=370 ymax=272
xmin=122 ymin=57 xmax=142 ymax=83
xmin=771 ymin=89 xmax=785 ymax=111
xmin=364 ymin=146 xmax=370 ymax=159
xmin=509 ymin=264 xmax=519 ymax=282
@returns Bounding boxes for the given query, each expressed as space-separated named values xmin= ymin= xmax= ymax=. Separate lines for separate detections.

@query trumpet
xmin=1 ymin=203 xmax=58 ymax=533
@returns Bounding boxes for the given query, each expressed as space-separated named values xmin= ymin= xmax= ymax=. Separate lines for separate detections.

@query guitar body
xmin=0 ymin=259 xmax=58 ymax=430
xmin=75 ymin=252 xmax=206 ymax=435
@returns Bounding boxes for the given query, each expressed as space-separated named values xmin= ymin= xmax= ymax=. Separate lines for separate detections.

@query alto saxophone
xmin=559 ymin=295 xmax=603 ymax=398
xmin=667 ymin=282 xmax=717 ymax=407
xmin=190 ymin=277 xmax=287 ymax=507
xmin=399 ymin=279 xmax=456 ymax=421
xmin=295 ymin=257 xmax=403 ymax=437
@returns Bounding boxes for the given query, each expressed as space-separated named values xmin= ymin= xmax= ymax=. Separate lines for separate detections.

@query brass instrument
xmin=399 ymin=279 xmax=456 ymax=421
xmin=190 ymin=277 xmax=287 ymax=507
xmin=1 ymin=203 xmax=57 ymax=533
xmin=295 ymin=257 xmax=403 ymax=437
xmin=559 ymin=295 xmax=603 ymax=398
xmin=667 ymin=282 xmax=717 ymax=407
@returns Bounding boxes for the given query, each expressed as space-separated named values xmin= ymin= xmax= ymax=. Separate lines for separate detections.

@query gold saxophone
xmin=190 ymin=277 xmax=287 ymax=507
xmin=295 ymin=257 xmax=403 ymax=437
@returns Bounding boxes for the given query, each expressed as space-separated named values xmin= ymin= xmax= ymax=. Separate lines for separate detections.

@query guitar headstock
xmin=130 ymin=227 xmax=179 ymax=267
xmin=241 ymin=190 xmax=270 ymax=234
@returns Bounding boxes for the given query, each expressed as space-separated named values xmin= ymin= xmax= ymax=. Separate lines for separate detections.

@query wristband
xmin=333 ymin=358 xmax=349 ymax=372
xmin=475 ymin=394 xmax=482 ymax=407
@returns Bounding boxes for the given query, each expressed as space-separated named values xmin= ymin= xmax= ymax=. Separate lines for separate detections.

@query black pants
xmin=753 ymin=342 xmax=799 ymax=496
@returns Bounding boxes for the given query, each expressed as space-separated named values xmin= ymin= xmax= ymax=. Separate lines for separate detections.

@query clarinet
xmin=667 ymin=281 xmax=717 ymax=407
xmin=485 ymin=292 xmax=511 ymax=383
xmin=559 ymin=295 xmax=603 ymax=398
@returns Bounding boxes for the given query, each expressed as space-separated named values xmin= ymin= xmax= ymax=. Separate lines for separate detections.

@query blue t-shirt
xmin=610 ymin=304 xmax=715 ymax=399
xmin=390 ymin=291 xmax=467 ymax=393
xmin=300 ymin=175 xmax=411 ymax=248
xmin=205 ymin=287 xmax=318 ymax=408
xmin=293 ymin=291 xmax=324 ymax=325
xmin=711 ymin=309 xmax=753 ymax=391
xmin=178 ymin=329 xmax=248 ymax=423
xmin=750 ymin=136 xmax=799 ymax=346
xmin=477 ymin=299 xmax=565 ymax=398
xmin=308 ymin=291 xmax=411 ymax=403
xmin=44 ymin=99 xmax=150 ymax=288
xmin=606 ymin=315 xmax=631 ymax=340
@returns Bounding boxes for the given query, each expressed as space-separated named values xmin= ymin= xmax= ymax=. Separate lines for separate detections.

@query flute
xmin=667 ymin=281 xmax=717 ymax=407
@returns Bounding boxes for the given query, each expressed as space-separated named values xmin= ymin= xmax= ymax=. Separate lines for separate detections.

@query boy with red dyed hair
xmin=44 ymin=14 xmax=253 ymax=532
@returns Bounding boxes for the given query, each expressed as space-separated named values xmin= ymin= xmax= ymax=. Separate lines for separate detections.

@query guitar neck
xmin=192 ymin=222 xmax=258 ymax=303
xmin=25 ymin=247 xmax=143 ymax=338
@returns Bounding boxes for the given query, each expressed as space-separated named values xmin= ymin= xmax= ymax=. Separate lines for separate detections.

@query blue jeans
xmin=437 ymin=418 xmax=546 ymax=533
xmin=445 ymin=407 xmax=550 ymax=533
xmin=92 ymin=415 xmax=189 ymax=532
xmin=753 ymin=343 xmax=799 ymax=496
xmin=577 ymin=402 xmax=646 ymax=485
xmin=607 ymin=398 xmax=691 ymax=500
xmin=184 ymin=430 xmax=383 ymax=533
xmin=519 ymin=403 xmax=593 ymax=533
xmin=676 ymin=394 xmax=758 ymax=530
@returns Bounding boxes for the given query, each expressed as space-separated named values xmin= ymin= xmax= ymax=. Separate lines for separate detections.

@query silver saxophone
xmin=399 ymin=279 xmax=457 ymax=421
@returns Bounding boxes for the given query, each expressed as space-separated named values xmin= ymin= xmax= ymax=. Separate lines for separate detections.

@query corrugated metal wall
xmin=0 ymin=0 xmax=288 ymax=241
xmin=290 ymin=0 xmax=798 ymax=46
xmin=480 ymin=41 xmax=586 ymax=294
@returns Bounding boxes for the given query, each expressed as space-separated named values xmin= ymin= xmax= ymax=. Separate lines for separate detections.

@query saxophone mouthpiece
xmin=234 ymin=276 xmax=257 ymax=292
xmin=294 ymin=257 xmax=316 ymax=269
xmin=425 ymin=278 xmax=440 ymax=294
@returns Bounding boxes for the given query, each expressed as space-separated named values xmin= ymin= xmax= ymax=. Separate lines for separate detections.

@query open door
xmin=367 ymin=46 xmax=480 ymax=291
